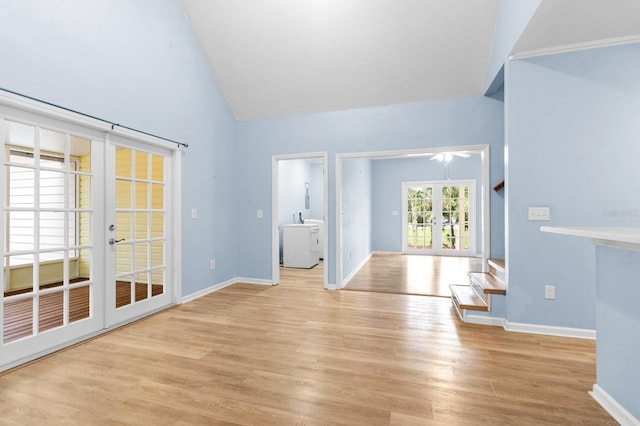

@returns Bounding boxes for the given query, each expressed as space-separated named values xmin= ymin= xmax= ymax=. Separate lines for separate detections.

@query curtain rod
xmin=0 ymin=87 xmax=189 ymax=149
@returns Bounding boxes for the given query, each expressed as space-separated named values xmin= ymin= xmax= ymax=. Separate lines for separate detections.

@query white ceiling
xmin=180 ymin=0 xmax=640 ymax=122
xmin=512 ymin=0 xmax=640 ymax=59
xmin=180 ymin=0 xmax=500 ymax=121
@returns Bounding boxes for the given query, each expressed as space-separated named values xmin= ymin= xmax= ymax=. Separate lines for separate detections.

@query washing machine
xmin=283 ymin=224 xmax=320 ymax=268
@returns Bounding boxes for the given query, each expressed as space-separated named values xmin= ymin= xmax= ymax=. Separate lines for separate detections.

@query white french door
xmin=402 ymin=180 xmax=475 ymax=256
xmin=0 ymin=114 xmax=105 ymax=367
xmin=0 ymin=101 xmax=178 ymax=369
xmin=104 ymin=136 xmax=173 ymax=327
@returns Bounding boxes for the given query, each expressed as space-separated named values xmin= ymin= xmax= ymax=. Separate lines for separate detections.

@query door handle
xmin=108 ymin=238 xmax=125 ymax=245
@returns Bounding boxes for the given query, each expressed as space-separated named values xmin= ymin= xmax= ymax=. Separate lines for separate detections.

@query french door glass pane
xmin=440 ymin=185 xmax=470 ymax=251
xmin=38 ymin=291 xmax=64 ymax=333
xmin=39 ymin=250 xmax=65 ymax=288
xmin=116 ymin=180 xmax=131 ymax=209
xmin=3 ymin=121 xmax=94 ymax=344
xmin=135 ymin=273 xmax=149 ymax=302
xmin=116 ymin=277 xmax=133 ymax=308
xmin=135 ymin=213 xmax=149 ymax=240
xmin=113 ymin=147 xmax=166 ymax=309
xmin=135 ymin=151 xmax=148 ymax=180
xmin=407 ymin=186 xmax=433 ymax=250
xmin=4 ymin=298 xmax=33 ymax=343
xmin=116 ymin=212 xmax=132 ymax=240
xmin=69 ymin=286 xmax=90 ymax=323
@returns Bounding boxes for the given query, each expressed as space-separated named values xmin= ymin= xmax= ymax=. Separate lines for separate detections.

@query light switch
xmin=257 ymin=209 xmax=263 ymax=219
xmin=191 ymin=208 xmax=197 ymax=219
xmin=528 ymin=207 xmax=550 ymax=221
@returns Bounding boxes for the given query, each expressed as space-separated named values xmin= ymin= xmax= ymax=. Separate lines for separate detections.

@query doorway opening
xmin=336 ymin=145 xmax=489 ymax=291
xmin=272 ymin=153 xmax=328 ymax=288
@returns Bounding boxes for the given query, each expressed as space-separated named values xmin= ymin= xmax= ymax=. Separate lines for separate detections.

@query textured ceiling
xmin=512 ymin=0 xmax=640 ymax=58
xmin=180 ymin=0 xmax=500 ymax=121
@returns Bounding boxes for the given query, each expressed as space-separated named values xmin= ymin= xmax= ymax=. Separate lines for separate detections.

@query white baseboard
xmin=590 ymin=384 xmax=640 ymax=426
xmin=181 ymin=277 xmax=275 ymax=304
xmin=235 ymin=277 xmax=273 ymax=286
xmin=180 ymin=278 xmax=236 ymax=304
xmin=341 ymin=252 xmax=373 ymax=288
xmin=465 ymin=314 xmax=505 ymax=327
xmin=504 ymin=321 xmax=596 ymax=340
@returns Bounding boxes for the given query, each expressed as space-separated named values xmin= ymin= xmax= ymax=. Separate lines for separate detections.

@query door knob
xmin=108 ymin=238 xmax=125 ymax=245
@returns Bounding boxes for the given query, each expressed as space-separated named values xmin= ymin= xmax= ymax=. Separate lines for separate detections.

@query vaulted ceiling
xmin=180 ymin=0 xmax=640 ymax=121
xmin=180 ymin=0 xmax=500 ymax=121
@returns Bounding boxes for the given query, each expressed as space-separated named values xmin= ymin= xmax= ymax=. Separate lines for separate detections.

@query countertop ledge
xmin=540 ymin=226 xmax=640 ymax=246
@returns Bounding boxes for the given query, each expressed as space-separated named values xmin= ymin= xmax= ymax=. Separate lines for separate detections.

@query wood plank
xmin=449 ymin=284 xmax=488 ymax=311
xmin=344 ymin=253 xmax=482 ymax=297
xmin=468 ymin=272 xmax=506 ymax=295
xmin=488 ymin=258 xmax=505 ymax=271
xmin=0 ymin=263 xmax=616 ymax=425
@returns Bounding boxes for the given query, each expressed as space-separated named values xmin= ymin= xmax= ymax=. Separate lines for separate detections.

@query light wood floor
xmin=345 ymin=253 xmax=483 ymax=297
xmin=0 ymin=264 xmax=614 ymax=425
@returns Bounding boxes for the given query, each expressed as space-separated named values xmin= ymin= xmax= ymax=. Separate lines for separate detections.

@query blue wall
xmin=309 ymin=162 xmax=324 ymax=220
xmin=0 ymin=0 xmax=238 ymax=297
xmin=371 ymin=156 xmax=483 ymax=253
xmin=236 ymin=96 xmax=504 ymax=285
xmin=341 ymin=158 xmax=372 ymax=280
xmin=506 ymin=42 xmax=640 ymax=328
xmin=596 ymin=246 xmax=640 ymax=420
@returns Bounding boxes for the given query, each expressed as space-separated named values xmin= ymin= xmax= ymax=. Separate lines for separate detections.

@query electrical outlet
xmin=210 ymin=259 xmax=216 ymax=269
xmin=544 ymin=285 xmax=555 ymax=299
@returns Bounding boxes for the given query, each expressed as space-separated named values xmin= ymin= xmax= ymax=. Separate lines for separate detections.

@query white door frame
xmin=336 ymin=144 xmax=490 ymax=288
xmin=272 ymin=152 xmax=329 ymax=289
xmin=401 ymin=179 xmax=476 ymax=256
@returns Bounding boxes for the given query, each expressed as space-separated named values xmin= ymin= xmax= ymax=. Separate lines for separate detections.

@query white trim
xmin=590 ymin=384 xmax=640 ymax=426
xmin=335 ymin=155 xmax=343 ymax=290
xmin=504 ymin=321 xmax=596 ymax=340
xmin=465 ymin=314 xmax=505 ymax=327
xmin=172 ymin=149 xmax=183 ymax=304
xmin=509 ymin=35 xmax=640 ymax=61
xmin=181 ymin=276 xmax=287 ymax=305
xmin=335 ymin=145 xmax=490 ymax=286
xmin=481 ymin=146 xmax=490 ymax=273
xmin=341 ymin=252 xmax=373 ymax=288
xmin=235 ymin=277 xmax=273 ymax=286
xmin=272 ymin=152 xmax=329 ymax=289
xmin=180 ymin=278 xmax=236 ymax=304
xmin=336 ymin=145 xmax=488 ymax=160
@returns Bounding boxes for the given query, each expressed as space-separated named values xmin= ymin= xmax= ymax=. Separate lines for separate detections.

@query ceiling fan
xmin=430 ymin=151 xmax=471 ymax=162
